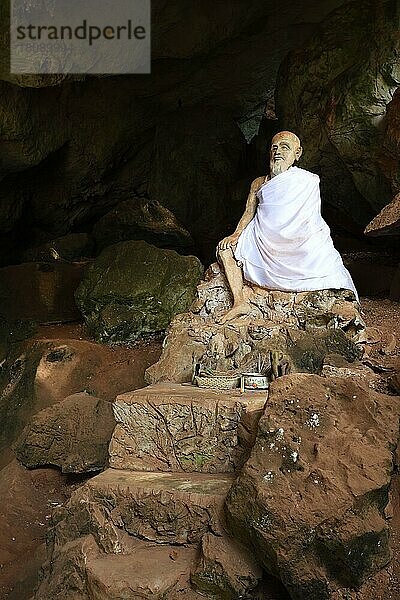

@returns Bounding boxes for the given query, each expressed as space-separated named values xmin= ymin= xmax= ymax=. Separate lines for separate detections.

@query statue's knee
xmin=217 ymin=247 xmax=242 ymax=272
xmin=217 ymin=246 xmax=232 ymax=258
xmin=217 ymin=246 xmax=231 ymax=265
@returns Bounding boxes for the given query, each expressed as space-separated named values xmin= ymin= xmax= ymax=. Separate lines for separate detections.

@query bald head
xmin=270 ymin=131 xmax=303 ymax=178
xmin=271 ymin=131 xmax=301 ymax=148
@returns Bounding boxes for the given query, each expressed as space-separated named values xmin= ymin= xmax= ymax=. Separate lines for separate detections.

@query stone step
xmin=35 ymin=534 xmax=207 ymax=600
xmin=35 ymin=469 xmax=284 ymax=600
xmin=109 ymin=383 xmax=266 ymax=473
xmin=85 ymin=541 xmax=200 ymax=600
xmin=51 ymin=469 xmax=234 ymax=551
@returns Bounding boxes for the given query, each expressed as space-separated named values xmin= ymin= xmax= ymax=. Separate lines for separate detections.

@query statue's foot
xmin=218 ymin=301 xmax=250 ymax=324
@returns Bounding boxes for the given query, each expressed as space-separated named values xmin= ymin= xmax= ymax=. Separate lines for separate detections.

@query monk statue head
xmin=269 ymin=131 xmax=303 ymax=177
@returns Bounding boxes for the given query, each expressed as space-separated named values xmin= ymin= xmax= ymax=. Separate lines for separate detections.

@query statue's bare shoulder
xmin=250 ymin=175 xmax=268 ymax=194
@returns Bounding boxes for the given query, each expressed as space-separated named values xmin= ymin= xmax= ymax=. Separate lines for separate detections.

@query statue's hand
xmin=217 ymin=232 xmax=240 ymax=251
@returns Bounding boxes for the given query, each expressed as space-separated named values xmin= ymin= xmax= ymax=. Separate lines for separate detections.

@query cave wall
xmin=276 ymin=0 xmax=399 ymax=229
xmin=0 ymin=0 xmax=352 ymax=264
xmin=0 ymin=0 xmax=397 ymax=265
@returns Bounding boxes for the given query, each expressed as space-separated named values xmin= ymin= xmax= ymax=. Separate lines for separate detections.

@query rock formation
xmin=14 ymin=392 xmax=115 ymax=473
xmin=75 ymin=241 xmax=203 ymax=343
xmin=364 ymin=192 xmax=400 ymax=300
xmin=92 ymin=198 xmax=194 ymax=255
xmin=365 ymin=192 xmax=400 ymax=238
xmin=226 ymin=373 xmax=400 ymax=599
xmin=0 ymin=330 xmax=161 ymax=469
xmin=147 ymin=262 xmax=364 ymax=384
xmin=28 ymin=260 xmax=400 ymax=600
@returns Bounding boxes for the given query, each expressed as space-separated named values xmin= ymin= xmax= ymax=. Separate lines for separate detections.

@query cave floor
xmin=0 ymin=297 xmax=398 ymax=600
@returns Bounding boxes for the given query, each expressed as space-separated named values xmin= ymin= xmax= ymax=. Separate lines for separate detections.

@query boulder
xmin=225 ymin=374 xmax=400 ymax=599
xmin=0 ymin=333 xmax=161 ymax=469
xmin=14 ymin=392 xmax=115 ymax=473
xmin=146 ymin=262 xmax=364 ymax=384
xmin=75 ymin=241 xmax=203 ymax=344
xmin=109 ymin=383 xmax=266 ymax=473
xmin=364 ymin=193 xmax=400 ymax=237
xmin=191 ymin=532 xmax=262 ymax=599
xmin=92 ymin=197 xmax=194 ymax=254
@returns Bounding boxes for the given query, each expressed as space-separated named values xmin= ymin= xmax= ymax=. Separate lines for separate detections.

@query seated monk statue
xmin=217 ymin=131 xmax=358 ymax=323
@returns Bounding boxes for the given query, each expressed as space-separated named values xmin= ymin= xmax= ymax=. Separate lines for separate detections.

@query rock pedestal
xmin=49 ymin=469 xmax=233 ymax=551
xmin=109 ymin=383 xmax=266 ymax=473
xmin=146 ymin=262 xmax=364 ymax=384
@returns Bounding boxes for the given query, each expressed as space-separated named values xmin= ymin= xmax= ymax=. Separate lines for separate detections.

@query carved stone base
xmin=109 ymin=383 xmax=266 ymax=473
xmin=146 ymin=263 xmax=364 ymax=384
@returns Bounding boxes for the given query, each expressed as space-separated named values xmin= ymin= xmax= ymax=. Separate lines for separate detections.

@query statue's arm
xmin=217 ymin=177 xmax=264 ymax=250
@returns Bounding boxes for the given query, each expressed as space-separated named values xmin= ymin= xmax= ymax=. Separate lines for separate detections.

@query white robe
xmin=234 ymin=166 xmax=358 ymax=299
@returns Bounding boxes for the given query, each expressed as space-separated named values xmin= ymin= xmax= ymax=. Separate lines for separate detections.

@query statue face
xmin=269 ymin=132 xmax=302 ymax=177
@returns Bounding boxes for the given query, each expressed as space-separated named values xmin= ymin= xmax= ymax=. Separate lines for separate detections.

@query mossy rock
xmin=75 ymin=240 xmax=203 ymax=343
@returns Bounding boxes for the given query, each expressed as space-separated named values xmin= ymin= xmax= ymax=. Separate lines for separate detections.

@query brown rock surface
xmin=85 ymin=543 xmax=198 ymax=600
xmin=34 ymin=533 xmax=203 ymax=600
xmin=364 ymin=193 xmax=400 ymax=237
xmin=225 ymin=373 xmax=400 ymax=599
xmin=321 ymin=355 xmax=386 ymax=394
xmin=34 ymin=535 xmax=100 ymax=600
xmin=146 ymin=262 xmax=364 ymax=385
xmin=276 ymin=2 xmax=399 ymax=228
xmin=14 ymin=392 xmax=115 ymax=473
xmin=109 ymin=383 xmax=266 ymax=473
xmin=49 ymin=469 xmax=233 ymax=551
xmin=0 ymin=460 xmax=72 ymax=599
xmin=191 ymin=532 xmax=262 ymax=599
xmin=0 ymin=326 xmax=161 ymax=468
